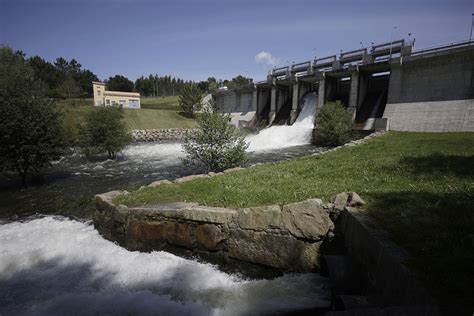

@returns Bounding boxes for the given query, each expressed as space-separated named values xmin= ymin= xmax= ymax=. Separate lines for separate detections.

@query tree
xmin=182 ymin=111 xmax=249 ymax=172
xmin=314 ymin=101 xmax=353 ymax=146
xmin=0 ymin=46 xmax=65 ymax=187
xmin=106 ymin=75 xmax=134 ymax=92
xmin=57 ymin=74 xmax=81 ymax=100
xmin=226 ymin=75 xmax=253 ymax=89
xmin=78 ymin=107 xmax=132 ymax=159
xmin=178 ymin=84 xmax=202 ymax=116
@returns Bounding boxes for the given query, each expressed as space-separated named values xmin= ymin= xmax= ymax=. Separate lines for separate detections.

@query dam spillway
xmin=213 ymin=39 xmax=474 ymax=133
xmin=246 ymin=92 xmax=318 ymax=151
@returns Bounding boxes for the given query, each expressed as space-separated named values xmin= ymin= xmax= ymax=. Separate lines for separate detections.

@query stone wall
xmin=95 ymin=192 xmax=339 ymax=272
xmin=131 ymin=129 xmax=196 ymax=142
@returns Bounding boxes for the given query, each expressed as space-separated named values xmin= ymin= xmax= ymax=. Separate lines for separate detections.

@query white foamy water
xmin=246 ymin=93 xmax=318 ymax=152
xmin=0 ymin=217 xmax=330 ymax=315
xmin=122 ymin=142 xmax=185 ymax=166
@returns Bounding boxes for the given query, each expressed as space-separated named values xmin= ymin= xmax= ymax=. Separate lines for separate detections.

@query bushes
xmin=182 ymin=111 xmax=248 ymax=172
xmin=314 ymin=101 xmax=353 ymax=146
xmin=78 ymin=107 xmax=132 ymax=159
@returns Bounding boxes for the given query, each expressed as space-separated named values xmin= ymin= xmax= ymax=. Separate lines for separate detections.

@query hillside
xmin=57 ymin=97 xmax=197 ymax=130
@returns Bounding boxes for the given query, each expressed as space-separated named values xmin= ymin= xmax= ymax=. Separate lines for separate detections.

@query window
xmin=97 ymin=90 xmax=101 ymax=96
xmin=106 ymin=99 xmax=110 ymax=105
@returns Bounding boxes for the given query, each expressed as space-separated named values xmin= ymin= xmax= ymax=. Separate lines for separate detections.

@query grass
xmin=56 ymin=97 xmax=196 ymax=130
xmin=118 ymin=132 xmax=474 ymax=312
xmin=140 ymin=96 xmax=180 ymax=110
xmin=123 ymin=108 xmax=196 ymax=129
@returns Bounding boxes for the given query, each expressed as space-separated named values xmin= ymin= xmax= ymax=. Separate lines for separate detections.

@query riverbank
xmin=117 ymin=132 xmax=474 ymax=314
xmin=0 ymin=143 xmax=324 ymax=220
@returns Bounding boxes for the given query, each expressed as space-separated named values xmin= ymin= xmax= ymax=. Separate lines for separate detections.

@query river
xmin=0 ymin=93 xmax=332 ymax=315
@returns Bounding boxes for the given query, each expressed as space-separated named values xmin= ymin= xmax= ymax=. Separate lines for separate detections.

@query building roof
xmin=104 ymin=91 xmax=140 ymax=97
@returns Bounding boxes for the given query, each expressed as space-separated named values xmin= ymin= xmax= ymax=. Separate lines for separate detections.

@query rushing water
xmin=0 ymin=95 xmax=330 ymax=315
xmin=0 ymin=216 xmax=331 ymax=315
xmin=247 ymin=92 xmax=318 ymax=151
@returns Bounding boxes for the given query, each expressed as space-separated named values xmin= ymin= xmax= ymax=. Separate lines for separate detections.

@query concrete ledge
xmin=339 ymin=207 xmax=439 ymax=310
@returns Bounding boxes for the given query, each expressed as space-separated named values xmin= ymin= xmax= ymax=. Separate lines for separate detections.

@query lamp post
xmin=470 ymin=13 xmax=474 ymax=42
xmin=360 ymin=41 xmax=364 ymax=49
xmin=389 ymin=26 xmax=398 ymax=59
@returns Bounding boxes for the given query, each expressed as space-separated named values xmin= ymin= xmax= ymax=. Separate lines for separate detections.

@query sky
xmin=1 ymin=0 xmax=473 ymax=82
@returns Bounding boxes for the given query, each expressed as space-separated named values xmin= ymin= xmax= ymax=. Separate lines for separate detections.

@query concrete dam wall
xmin=214 ymin=39 xmax=474 ymax=132
xmin=384 ymin=47 xmax=474 ymax=131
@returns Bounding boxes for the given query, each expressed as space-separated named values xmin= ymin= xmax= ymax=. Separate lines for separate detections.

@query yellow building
xmin=93 ymin=81 xmax=141 ymax=109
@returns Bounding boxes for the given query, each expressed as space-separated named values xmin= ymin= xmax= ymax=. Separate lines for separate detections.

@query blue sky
xmin=1 ymin=0 xmax=472 ymax=82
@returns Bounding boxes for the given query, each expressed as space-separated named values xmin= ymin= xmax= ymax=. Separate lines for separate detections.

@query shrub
xmin=78 ymin=107 xmax=132 ymax=159
xmin=178 ymin=84 xmax=202 ymax=116
xmin=314 ymin=101 xmax=353 ymax=146
xmin=182 ymin=112 xmax=249 ymax=172
xmin=0 ymin=46 xmax=66 ymax=187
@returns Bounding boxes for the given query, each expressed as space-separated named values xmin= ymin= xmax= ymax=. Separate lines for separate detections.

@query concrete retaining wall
xmin=336 ymin=207 xmax=439 ymax=312
xmin=383 ymin=99 xmax=474 ymax=131
xmin=214 ymin=88 xmax=256 ymax=127
xmin=382 ymin=47 xmax=474 ymax=132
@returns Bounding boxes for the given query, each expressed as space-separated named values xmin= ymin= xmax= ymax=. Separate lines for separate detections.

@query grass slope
xmin=123 ymin=108 xmax=196 ymax=130
xmin=57 ymin=97 xmax=196 ymax=130
xmin=119 ymin=132 xmax=474 ymax=312
xmin=140 ymin=96 xmax=180 ymax=110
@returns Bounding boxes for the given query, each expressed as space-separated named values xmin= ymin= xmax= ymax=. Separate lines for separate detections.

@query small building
xmin=93 ymin=81 xmax=140 ymax=109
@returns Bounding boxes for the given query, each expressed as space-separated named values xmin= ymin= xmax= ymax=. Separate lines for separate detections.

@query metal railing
xmin=410 ymin=39 xmax=474 ymax=57
xmin=257 ymin=38 xmax=473 ymax=84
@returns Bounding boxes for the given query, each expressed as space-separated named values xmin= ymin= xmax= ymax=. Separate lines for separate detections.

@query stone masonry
xmin=94 ymin=191 xmax=359 ymax=272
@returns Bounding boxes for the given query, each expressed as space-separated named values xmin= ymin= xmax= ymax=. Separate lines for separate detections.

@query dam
xmin=213 ymin=39 xmax=474 ymax=132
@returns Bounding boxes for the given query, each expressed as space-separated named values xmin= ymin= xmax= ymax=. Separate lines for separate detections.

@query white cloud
xmin=254 ymin=51 xmax=279 ymax=66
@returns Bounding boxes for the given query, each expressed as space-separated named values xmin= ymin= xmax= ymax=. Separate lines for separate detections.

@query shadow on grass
xmin=365 ymin=190 xmax=474 ymax=314
xmin=177 ymin=111 xmax=195 ymax=119
xmin=396 ymin=154 xmax=474 ymax=179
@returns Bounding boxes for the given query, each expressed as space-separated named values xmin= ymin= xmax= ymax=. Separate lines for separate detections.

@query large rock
xmin=282 ymin=199 xmax=333 ymax=240
xmin=332 ymin=192 xmax=350 ymax=211
xmin=238 ymin=205 xmax=281 ymax=231
xmin=133 ymin=203 xmax=237 ymax=224
xmin=348 ymin=192 xmax=366 ymax=207
xmin=148 ymin=179 xmax=172 ymax=188
xmin=196 ymin=224 xmax=227 ymax=251
xmin=174 ymin=174 xmax=209 ymax=183
xmin=127 ymin=218 xmax=196 ymax=250
xmin=223 ymin=167 xmax=245 ymax=174
xmin=228 ymin=229 xmax=320 ymax=271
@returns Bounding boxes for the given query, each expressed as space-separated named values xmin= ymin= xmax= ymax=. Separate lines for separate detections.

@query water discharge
xmin=246 ymin=92 xmax=318 ymax=151
xmin=0 ymin=217 xmax=330 ymax=315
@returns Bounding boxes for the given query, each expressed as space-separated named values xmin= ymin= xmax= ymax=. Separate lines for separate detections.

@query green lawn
xmin=140 ymin=96 xmax=180 ymax=110
xmin=123 ymin=108 xmax=196 ymax=129
xmin=118 ymin=132 xmax=474 ymax=312
xmin=56 ymin=98 xmax=196 ymax=130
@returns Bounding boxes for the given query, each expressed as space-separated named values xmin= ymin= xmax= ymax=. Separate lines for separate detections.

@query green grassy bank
xmin=57 ymin=97 xmax=196 ymax=130
xmin=118 ymin=132 xmax=474 ymax=312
